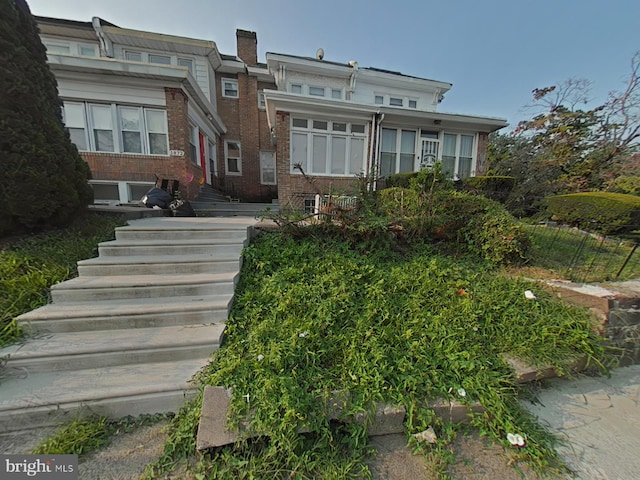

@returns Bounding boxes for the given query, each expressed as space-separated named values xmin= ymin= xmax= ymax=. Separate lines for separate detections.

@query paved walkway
xmin=524 ymin=365 xmax=640 ymax=480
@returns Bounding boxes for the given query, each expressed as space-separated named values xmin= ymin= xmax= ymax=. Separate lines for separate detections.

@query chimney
xmin=236 ymin=29 xmax=257 ymax=66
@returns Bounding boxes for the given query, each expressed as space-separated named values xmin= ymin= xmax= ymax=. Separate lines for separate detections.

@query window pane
xmin=291 ymin=84 xmax=302 ymax=94
xmin=149 ymin=133 xmax=168 ymax=155
xmin=227 ymin=142 xmax=240 ymax=157
xmin=401 ymin=130 xmax=416 ymax=154
xmin=92 ymin=183 xmax=120 ymax=200
xmin=442 ymin=156 xmax=456 ymax=178
xmin=79 ymin=45 xmax=96 ymax=56
xmin=312 ymin=135 xmax=327 ymax=173
xmin=409 ymin=100 xmax=417 ymax=108
xmin=94 ymin=130 xmax=114 ymax=152
xmin=399 ymin=154 xmax=414 ymax=172
xmin=91 ymin=105 xmax=112 ymax=130
xmin=178 ymin=58 xmax=193 ymax=74
xmin=292 ymin=118 xmax=307 ymax=128
xmin=458 ymin=157 xmax=472 ymax=179
xmin=349 ymin=138 xmax=364 ymax=175
xmin=125 ymin=51 xmax=142 ymax=61
xmin=351 ymin=124 xmax=365 ymax=134
xmin=149 ymin=54 xmax=171 ymax=65
xmin=313 ymin=120 xmax=328 ymax=130
xmin=331 ymin=89 xmax=342 ymax=99
xmin=390 ymin=97 xmax=403 ymax=106
xmin=258 ymin=91 xmax=265 ymax=108
xmin=145 ymin=110 xmax=167 ymax=133
xmin=228 ymin=158 xmax=239 ymax=173
xmin=381 ymin=128 xmax=397 ymax=153
xmin=69 ymin=128 xmax=87 ymax=150
xmin=291 ymin=133 xmax=307 ymax=169
xmin=460 ymin=135 xmax=474 ymax=158
xmin=374 ymin=95 xmax=383 ymax=105
xmin=331 ymin=136 xmax=346 ymax=174
xmin=122 ymin=131 xmax=142 ymax=153
xmin=223 ymin=79 xmax=238 ymax=97
xmin=380 ymin=153 xmax=395 ymax=177
xmin=309 ymin=86 xmax=325 ymax=96
xmin=421 ymin=130 xmax=439 ymax=139
xmin=46 ymin=44 xmax=70 ymax=54
xmin=443 ymin=134 xmax=457 ymax=156
xmin=63 ymin=103 xmax=85 ymax=128
xmin=332 ymin=122 xmax=347 ymax=132
xmin=119 ymin=107 xmax=140 ymax=131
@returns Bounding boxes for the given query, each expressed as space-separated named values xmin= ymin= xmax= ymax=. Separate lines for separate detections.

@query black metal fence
xmin=526 ymin=223 xmax=640 ymax=283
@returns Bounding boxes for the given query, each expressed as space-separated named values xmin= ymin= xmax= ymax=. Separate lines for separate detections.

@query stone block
xmin=502 ymin=354 xmax=586 ymax=383
xmin=427 ymin=398 xmax=484 ymax=424
xmin=196 ymin=386 xmax=239 ymax=451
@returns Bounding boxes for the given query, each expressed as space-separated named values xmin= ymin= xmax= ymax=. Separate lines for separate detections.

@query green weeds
xmin=151 ymin=232 xmax=606 ymax=479
xmin=0 ymin=213 xmax=125 ymax=346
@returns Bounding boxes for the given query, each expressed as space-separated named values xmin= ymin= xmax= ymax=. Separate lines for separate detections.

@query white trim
xmin=221 ymin=77 xmax=239 ymax=98
xmin=259 ymin=150 xmax=277 ymax=185
xmin=224 ymin=140 xmax=242 ymax=175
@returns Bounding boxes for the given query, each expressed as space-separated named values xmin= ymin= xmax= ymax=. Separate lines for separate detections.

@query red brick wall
xmin=81 ymin=87 xmax=201 ymax=201
xmin=236 ymin=29 xmax=257 ymax=66
xmin=475 ymin=132 xmax=489 ymax=175
xmin=214 ymin=68 xmax=277 ymax=202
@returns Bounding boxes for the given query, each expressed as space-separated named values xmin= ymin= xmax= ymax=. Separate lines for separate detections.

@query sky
xmin=27 ymin=0 xmax=640 ymax=130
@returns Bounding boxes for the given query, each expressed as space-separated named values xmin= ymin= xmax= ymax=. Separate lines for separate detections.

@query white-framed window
xmin=258 ymin=90 xmax=266 ymax=109
xmin=178 ymin=57 xmax=194 ymax=75
xmin=149 ymin=54 xmax=171 ymax=65
xmin=124 ymin=50 xmax=143 ymax=62
xmin=222 ymin=78 xmax=239 ymax=98
xmin=290 ymin=84 xmax=303 ymax=94
xmin=290 ymin=117 xmax=367 ymax=176
xmin=442 ymin=133 xmax=475 ymax=179
xmin=309 ymin=86 xmax=325 ymax=97
xmin=189 ymin=124 xmax=199 ymax=165
xmin=89 ymin=104 xmax=115 ymax=152
xmin=260 ymin=151 xmax=276 ymax=185
xmin=119 ymin=106 xmax=143 ymax=154
xmin=225 ymin=141 xmax=242 ymax=175
xmin=44 ymin=42 xmax=71 ymax=55
xmin=331 ymin=89 xmax=343 ymax=99
xmin=374 ymin=95 xmax=384 ymax=105
xmin=62 ymin=102 xmax=168 ymax=156
xmin=408 ymin=99 xmax=418 ymax=109
xmin=389 ymin=97 xmax=403 ymax=107
xmin=380 ymin=128 xmax=417 ymax=176
xmin=145 ymin=109 xmax=169 ymax=155
xmin=78 ymin=44 xmax=97 ymax=56
xmin=61 ymin=102 xmax=88 ymax=151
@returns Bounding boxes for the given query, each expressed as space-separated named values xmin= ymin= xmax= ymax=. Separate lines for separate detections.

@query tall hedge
xmin=0 ymin=0 xmax=93 ymax=236
xmin=546 ymin=192 xmax=640 ymax=235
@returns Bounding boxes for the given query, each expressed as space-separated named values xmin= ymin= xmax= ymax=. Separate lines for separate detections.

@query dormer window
xmin=178 ymin=58 xmax=194 ymax=75
xmin=389 ymin=97 xmax=403 ymax=107
xmin=374 ymin=95 xmax=384 ymax=105
xmin=408 ymin=100 xmax=417 ymax=109
xmin=309 ymin=86 xmax=325 ymax=97
xmin=149 ymin=54 xmax=171 ymax=65
xmin=44 ymin=43 xmax=70 ymax=55
xmin=125 ymin=51 xmax=142 ymax=62
xmin=290 ymin=84 xmax=303 ymax=94
xmin=331 ymin=89 xmax=342 ymax=99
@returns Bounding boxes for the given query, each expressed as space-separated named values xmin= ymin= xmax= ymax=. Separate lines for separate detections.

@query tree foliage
xmin=489 ymin=54 xmax=640 ymax=216
xmin=0 ymin=0 xmax=93 ymax=236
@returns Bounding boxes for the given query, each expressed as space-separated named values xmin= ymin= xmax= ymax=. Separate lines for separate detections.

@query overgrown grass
xmin=32 ymin=413 xmax=170 ymax=456
xmin=148 ymin=232 xmax=607 ymax=479
xmin=526 ymin=224 xmax=640 ymax=282
xmin=0 ymin=213 xmax=126 ymax=346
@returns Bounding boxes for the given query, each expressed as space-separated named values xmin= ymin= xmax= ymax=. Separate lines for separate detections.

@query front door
xmin=420 ymin=138 xmax=439 ymax=170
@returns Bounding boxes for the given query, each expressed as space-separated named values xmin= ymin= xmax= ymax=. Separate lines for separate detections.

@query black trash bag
xmin=169 ymin=199 xmax=196 ymax=217
xmin=141 ymin=187 xmax=173 ymax=209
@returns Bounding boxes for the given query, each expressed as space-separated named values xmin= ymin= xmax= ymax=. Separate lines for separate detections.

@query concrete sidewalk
xmin=524 ymin=365 xmax=640 ymax=480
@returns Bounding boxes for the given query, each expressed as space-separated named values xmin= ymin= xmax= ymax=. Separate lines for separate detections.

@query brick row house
xmin=37 ymin=16 xmax=506 ymax=208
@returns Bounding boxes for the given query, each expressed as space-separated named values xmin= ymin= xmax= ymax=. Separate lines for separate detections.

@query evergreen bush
xmin=459 ymin=175 xmax=516 ymax=203
xmin=0 ymin=0 xmax=93 ymax=236
xmin=546 ymin=192 xmax=640 ymax=234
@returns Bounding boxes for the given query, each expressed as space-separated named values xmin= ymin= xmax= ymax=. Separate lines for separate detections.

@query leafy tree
xmin=0 ymin=0 xmax=93 ymax=236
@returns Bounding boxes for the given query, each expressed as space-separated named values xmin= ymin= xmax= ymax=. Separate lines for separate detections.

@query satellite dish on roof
xmin=316 ymin=48 xmax=324 ymax=60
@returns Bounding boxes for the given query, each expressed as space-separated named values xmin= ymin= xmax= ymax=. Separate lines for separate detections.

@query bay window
xmin=290 ymin=118 xmax=367 ymax=176
xmin=62 ymin=102 xmax=168 ymax=155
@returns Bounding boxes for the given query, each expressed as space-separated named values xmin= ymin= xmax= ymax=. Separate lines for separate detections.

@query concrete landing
xmin=524 ymin=365 xmax=640 ymax=480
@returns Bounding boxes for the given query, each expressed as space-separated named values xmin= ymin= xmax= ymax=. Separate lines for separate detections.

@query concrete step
xmin=115 ymin=226 xmax=248 ymax=242
xmin=50 ymin=273 xmax=237 ymax=303
xmin=0 ymin=324 xmax=225 ymax=373
xmin=77 ymin=255 xmax=241 ymax=276
xmin=0 ymin=359 xmax=209 ymax=431
xmin=97 ymin=239 xmax=245 ymax=257
xmin=17 ymin=294 xmax=233 ymax=333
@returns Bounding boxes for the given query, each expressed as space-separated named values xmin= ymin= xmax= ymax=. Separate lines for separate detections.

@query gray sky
xmin=27 ymin=0 xmax=640 ymax=130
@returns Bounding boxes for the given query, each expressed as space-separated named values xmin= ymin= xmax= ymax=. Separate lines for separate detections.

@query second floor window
xmin=222 ymin=78 xmax=239 ymax=98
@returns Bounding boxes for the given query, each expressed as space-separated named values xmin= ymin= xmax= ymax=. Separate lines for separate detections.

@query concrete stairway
xmin=0 ymin=217 xmax=257 ymax=432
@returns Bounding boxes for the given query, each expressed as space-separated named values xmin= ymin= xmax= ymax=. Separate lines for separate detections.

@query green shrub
xmin=605 ymin=175 xmax=640 ymax=195
xmin=377 ymin=187 xmax=422 ymax=218
xmin=460 ymin=176 xmax=516 ymax=203
xmin=546 ymin=192 xmax=640 ymax=234
xmin=384 ymin=172 xmax=419 ymax=189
